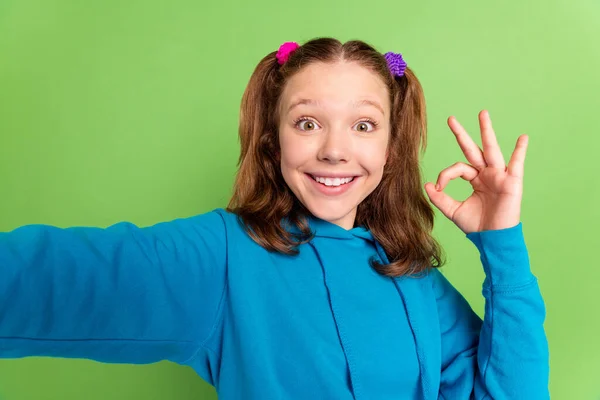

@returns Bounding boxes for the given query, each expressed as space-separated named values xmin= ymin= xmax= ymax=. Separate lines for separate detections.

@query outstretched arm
xmin=0 ymin=210 xmax=227 ymax=365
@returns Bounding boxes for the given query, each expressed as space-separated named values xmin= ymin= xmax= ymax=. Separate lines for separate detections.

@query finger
xmin=507 ymin=134 xmax=528 ymax=179
xmin=424 ymin=182 xmax=461 ymax=222
xmin=435 ymin=162 xmax=479 ymax=192
xmin=448 ymin=116 xmax=487 ymax=170
xmin=479 ymin=110 xmax=506 ymax=168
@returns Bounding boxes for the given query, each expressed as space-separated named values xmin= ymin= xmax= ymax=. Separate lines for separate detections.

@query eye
xmin=354 ymin=119 xmax=379 ymax=133
xmin=292 ymin=117 xmax=379 ymax=132
xmin=293 ymin=117 xmax=321 ymax=132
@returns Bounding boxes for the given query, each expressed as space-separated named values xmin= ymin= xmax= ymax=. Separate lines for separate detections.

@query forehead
xmin=279 ymin=61 xmax=390 ymax=116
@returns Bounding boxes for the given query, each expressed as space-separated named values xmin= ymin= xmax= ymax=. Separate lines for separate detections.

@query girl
xmin=0 ymin=37 xmax=549 ymax=399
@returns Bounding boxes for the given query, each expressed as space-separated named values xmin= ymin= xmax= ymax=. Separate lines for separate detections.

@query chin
xmin=304 ymin=199 xmax=356 ymax=226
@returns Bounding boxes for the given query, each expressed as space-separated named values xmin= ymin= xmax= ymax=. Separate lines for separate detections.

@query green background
xmin=0 ymin=0 xmax=598 ymax=398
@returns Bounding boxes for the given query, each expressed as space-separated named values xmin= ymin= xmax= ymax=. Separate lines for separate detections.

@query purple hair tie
xmin=384 ymin=52 xmax=407 ymax=78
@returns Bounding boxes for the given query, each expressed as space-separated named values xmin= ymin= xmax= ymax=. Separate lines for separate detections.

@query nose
xmin=317 ymin=129 xmax=351 ymax=164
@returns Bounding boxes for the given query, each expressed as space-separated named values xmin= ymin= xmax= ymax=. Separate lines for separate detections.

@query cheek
xmin=279 ymin=134 xmax=298 ymax=171
xmin=361 ymin=138 xmax=389 ymax=174
xmin=278 ymin=132 xmax=309 ymax=185
xmin=279 ymin=131 xmax=315 ymax=170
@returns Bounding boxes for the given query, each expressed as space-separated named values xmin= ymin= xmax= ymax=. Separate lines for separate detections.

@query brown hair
xmin=227 ymin=37 xmax=445 ymax=277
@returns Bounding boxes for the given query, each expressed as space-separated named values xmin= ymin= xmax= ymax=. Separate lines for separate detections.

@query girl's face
xmin=278 ymin=61 xmax=390 ymax=230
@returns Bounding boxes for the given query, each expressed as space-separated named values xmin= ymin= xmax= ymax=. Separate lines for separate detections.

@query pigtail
xmin=360 ymin=66 xmax=446 ymax=277
xmin=228 ymin=51 xmax=312 ymax=253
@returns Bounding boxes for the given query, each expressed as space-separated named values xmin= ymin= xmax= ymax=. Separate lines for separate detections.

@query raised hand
xmin=424 ymin=110 xmax=529 ymax=234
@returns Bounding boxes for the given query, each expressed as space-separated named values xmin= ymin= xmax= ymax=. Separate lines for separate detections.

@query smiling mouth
xmin=308 ymin=174 xmax=356 ymax=187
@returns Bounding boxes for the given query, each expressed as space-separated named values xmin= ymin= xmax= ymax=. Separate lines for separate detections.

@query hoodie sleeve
xmin=433 ymin=222 xmax=549 ymax=400
xmin=0 ymin=209 xmax=227 ymax=365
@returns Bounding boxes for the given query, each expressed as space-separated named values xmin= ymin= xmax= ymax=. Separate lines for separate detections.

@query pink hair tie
xmin=276 ymin=41 xmax=300 ymax=65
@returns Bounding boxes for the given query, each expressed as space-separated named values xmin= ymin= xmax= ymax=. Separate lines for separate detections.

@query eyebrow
xmin=286 ymin=98 xmax=385 ymax=116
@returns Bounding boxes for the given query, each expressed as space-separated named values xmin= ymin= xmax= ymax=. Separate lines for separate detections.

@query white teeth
xmin=313 ymin=176 xmax=354 ymax=186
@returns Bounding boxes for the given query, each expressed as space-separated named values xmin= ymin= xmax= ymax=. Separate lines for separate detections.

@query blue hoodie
xmin=0 ymin=208 xmax=549 ymax=399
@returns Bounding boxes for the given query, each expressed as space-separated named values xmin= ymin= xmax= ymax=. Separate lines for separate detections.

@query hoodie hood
xmin=306 ymin=215 xmax=374 ymax=242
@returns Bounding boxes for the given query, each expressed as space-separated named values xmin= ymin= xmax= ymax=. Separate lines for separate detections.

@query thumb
xmin=424 ymin=182 xmax=459 ymax=221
